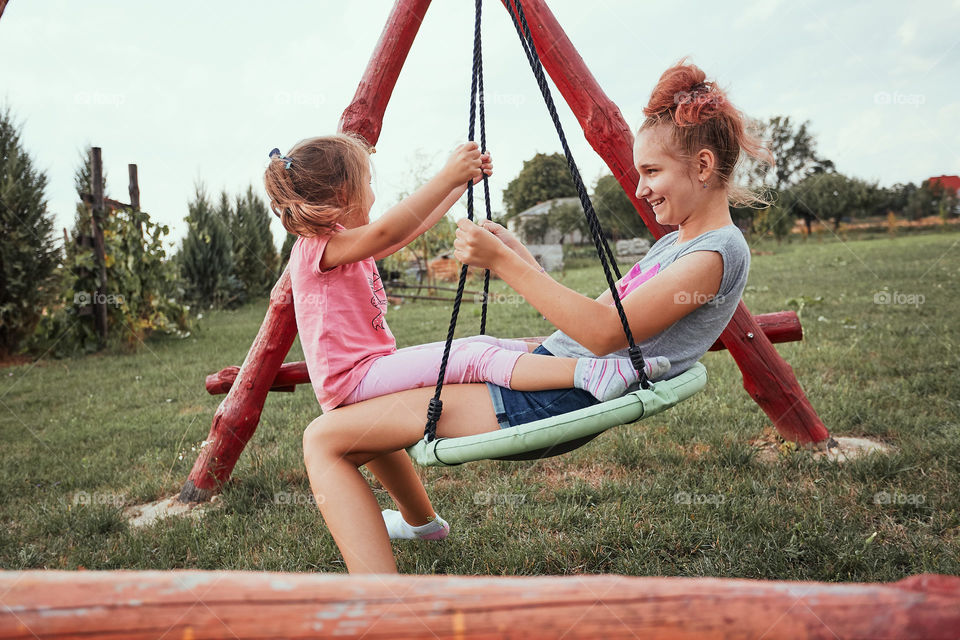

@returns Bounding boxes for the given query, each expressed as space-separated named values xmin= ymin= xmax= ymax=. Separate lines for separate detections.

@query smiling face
xmin=633 ymin=125 xmax=704 ymax=227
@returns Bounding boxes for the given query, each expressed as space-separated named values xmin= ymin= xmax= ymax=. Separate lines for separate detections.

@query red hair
xmin=640 ymin=58 xmax=773 ymax=207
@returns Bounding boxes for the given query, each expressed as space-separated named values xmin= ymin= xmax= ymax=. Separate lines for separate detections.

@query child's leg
xmin=343 ymin=342 xmax=527 ymax=405
xmin=510 ymin=353 xmax=673 ymax=402
xmin=365 ymin=450 xmax=450 ymax=541
xmin=364 ymin=450 xmax=434 ymax=526
xmin=343 ymin=342 xmax=670 ymax=406
xmin=398 ymin=335 xmax=533 ymax=353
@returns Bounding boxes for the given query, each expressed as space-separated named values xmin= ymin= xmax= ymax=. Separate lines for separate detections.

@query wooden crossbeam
xmin=1 ymin=570 xmax=957 ymax=639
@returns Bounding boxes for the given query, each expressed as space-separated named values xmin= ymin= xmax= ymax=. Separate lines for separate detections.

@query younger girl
xmin=265 ymin=135 xmax=669 ymax=539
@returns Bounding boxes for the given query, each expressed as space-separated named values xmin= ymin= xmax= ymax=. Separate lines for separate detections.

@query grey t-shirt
xmin=542 ymin=224 xmax=750 ymax=379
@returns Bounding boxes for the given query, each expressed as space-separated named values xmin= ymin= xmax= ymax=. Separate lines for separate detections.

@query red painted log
xmin=205 ymin=361 xmax=309 ymax=395
xmin=338 ymin=0 xmax=433 ymax=144
xmin=204 ymin=311 xmax=803 ymax=396
xmin=179 ymin=269 xmax=299 ymax=502
xmin=1 ymin=570 xmax=958 ymax=639
xmin=178 ymin=0 xmax=432 ymax=503
xmin=500 ymin=0 xmax=830 ymax=444
xmin=707 ymin=310 xmax=801 ymax=350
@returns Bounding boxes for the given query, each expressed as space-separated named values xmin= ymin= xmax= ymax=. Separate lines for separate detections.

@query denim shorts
xmin=486 ymin=345 xmax=598 ymax=429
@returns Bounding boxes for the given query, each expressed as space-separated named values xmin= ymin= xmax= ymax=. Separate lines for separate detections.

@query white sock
xmin=574 ymin=356 xmax=671 ymax=402
xmin=382 ymin=509 xmax=450 ymax=541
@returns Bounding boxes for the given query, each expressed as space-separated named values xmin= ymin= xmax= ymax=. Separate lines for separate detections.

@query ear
xmin=697 ymin=148 xmax=717 ymax=182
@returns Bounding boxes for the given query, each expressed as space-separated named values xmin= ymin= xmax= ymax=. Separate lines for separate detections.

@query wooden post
xmin=1 ymin=570 xmax=958 ymax=639
xmin=178 ymin=0 xmax=433 ymax=503
xmin=500 ymin=0 xmax=830 ymax=444
xmin=89 ymin=147 xmax=108 ymax=347
xmin=128 ymin=163 xmax=141 ymax=237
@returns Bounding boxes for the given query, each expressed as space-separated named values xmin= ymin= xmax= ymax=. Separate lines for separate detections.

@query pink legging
xmin=341 ymin=336 xmax=532 ymax=406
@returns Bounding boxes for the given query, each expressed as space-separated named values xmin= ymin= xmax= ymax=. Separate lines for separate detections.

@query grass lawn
xmin=1 ymin=229 xmax=958 ymax=578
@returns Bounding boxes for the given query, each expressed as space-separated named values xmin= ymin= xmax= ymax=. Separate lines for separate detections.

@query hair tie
xmin=268 ymin=147 xmax=293 ymax=170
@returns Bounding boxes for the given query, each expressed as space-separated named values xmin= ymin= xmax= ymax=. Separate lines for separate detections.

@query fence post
xmin=89 ymin=147 xmax=108 ymax=347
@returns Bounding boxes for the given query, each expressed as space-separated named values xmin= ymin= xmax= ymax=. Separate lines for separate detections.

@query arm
xmin=320 ymin=143 xmax=485 ymax=270
xmin=372 ymin=183 xmax=468 ymax=260
xmin=454 ymin=219 xmax=722 ymax=356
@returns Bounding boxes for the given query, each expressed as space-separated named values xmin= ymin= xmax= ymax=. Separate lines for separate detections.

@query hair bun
xmin=643 ymin=59 xmax=725 ymax=127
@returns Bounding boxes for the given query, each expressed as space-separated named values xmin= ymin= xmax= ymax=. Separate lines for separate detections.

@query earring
xmin=701 ymin=180 xmax=708 ymax=189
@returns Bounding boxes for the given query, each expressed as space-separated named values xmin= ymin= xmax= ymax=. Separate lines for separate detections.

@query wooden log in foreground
xmin=0 ymin=571 xmax=957 ymax=639
xmin=204 ymin=312 xmax=804 ymax=396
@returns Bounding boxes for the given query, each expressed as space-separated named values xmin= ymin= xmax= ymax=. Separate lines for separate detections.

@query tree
xmin=737 ymin=116 xmax=835 ymax=236
xmin=783 ymin=172 xmax=872 ymax=231
xmin=179 ymin=185 xmax=240 ymax=309
xmin=548 ymin=199 xmax=588 ymax=245
xmin=502 ymin=152 xmax=577 ymax=219
xmin=0 ymin=107 xmax=61 ymax=358
xmin=592 ymin=174 xmax=651 ymax=241
xmin=231 ymin=186 xmax=279 ymax=298
xmin=901 ymin=180 xmax=959 ymax=221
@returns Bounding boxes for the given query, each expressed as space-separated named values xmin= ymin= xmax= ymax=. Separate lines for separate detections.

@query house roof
xmin=516 ymin=197 xmax=580 ymax=217
xmin=929 ymin=175 xmax=960 ymax=193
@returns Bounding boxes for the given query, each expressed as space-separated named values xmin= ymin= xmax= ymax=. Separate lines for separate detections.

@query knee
xmin=303 ymin=415 xmax=365 ymax=468
xmin=303 ymin=415 xmax=335 ymax=464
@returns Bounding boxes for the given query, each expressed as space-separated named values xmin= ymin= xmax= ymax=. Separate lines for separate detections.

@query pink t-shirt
xmin=288 ymin=231 xmax=397 ymax=412
xmin=614 ymin=261 xmax=661 ymax=302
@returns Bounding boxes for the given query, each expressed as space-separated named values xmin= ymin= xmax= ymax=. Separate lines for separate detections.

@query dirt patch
xmin=536 ymin=461 xmax=628 ymax=490
xmin=750 ymin=427 xmax=894 ymax=464
xmin=123 ymin=494 xmax=220 ymax=528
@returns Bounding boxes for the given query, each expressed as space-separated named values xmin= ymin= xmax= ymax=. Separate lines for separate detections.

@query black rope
xmin=424 ymin=0 xmax=493 ymax=443
xmin=423 ymin=0 xmax=652 ymax=444
xmin=504 ymin=0 xmax=650 ymax=387
xmin=476 ymin=11 xmax=493 ymax=336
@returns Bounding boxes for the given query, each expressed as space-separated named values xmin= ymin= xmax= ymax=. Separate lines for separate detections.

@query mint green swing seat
xmin=407 ymin=362 xmax=707 ymax=467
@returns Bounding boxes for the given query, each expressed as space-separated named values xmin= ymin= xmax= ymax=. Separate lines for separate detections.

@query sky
xmin=1 ymin=0 xmax=958 ymax=252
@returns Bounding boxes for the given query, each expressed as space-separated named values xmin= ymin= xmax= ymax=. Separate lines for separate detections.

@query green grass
xmin=2 ymin=229 xmax=958 ymax=578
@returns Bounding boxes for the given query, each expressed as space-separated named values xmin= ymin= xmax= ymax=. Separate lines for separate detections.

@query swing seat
xmin=407 ymin=362 xmax=707 ymax=467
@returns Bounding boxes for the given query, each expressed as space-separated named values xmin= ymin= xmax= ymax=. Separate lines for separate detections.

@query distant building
xmin=928 ymin=175 xmax=960 ymax=194
xmin=506 ymin=197 xmax=584 ymax=272
xmin=507 ymin=197 xmax=585 ymax=245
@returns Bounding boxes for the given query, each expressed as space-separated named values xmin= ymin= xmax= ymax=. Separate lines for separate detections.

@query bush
xmin=30 ymin=151 xmax=191 ymax=356
xmin=0 ymin=108 xmax=61 ymax=359
xmin=179 ymin=186 xmax=243 ymax=310
xmin=31 ymin=206 xmax=191 ymax=356
xmin=231 ymin=186 xmax=280 ymax=297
